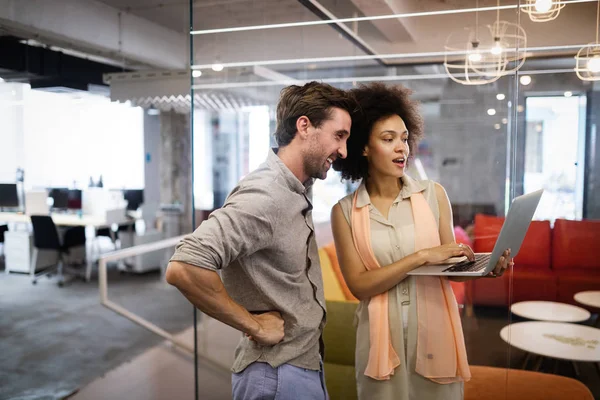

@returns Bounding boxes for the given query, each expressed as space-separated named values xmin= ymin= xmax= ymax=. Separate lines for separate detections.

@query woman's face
xmin=364 ymin=114 xmax=410 ymax=179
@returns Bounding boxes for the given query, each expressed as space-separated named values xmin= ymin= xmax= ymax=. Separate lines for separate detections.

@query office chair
xmin=96 ymin=223 xmax=133 ymax=250
xmin=29 ymin=216 xmax=87 ymax=286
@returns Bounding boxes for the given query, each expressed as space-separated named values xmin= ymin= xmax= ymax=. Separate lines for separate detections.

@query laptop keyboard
xmin=442 ymin=253 xmax=492 ymax=273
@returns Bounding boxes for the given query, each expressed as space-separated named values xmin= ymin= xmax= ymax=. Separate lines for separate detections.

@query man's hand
xmin=246 ymin=311 xmax=285 ymax=346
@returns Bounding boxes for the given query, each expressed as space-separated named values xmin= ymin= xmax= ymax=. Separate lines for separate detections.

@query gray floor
xmin=0 ymin=265 xmax=194 ymax=400
xmin=1 ymin=261 xmax=598 ymax=400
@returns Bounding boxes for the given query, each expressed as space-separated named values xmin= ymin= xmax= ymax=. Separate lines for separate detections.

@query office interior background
xmin=1 ymin=0 xmax=600 ymax=399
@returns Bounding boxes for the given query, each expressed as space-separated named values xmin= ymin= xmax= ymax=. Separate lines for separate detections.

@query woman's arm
xmin=331 ymin=202 xmax=470 ymax=300
xmin=331 ymin=203 xmax=426 ymax=300
xmin=434 ymin=182 xmax=479 ymax=282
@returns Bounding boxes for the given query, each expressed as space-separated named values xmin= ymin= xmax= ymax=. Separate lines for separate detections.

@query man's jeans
xmin=232 ymin=360 xmax=329 ymax=400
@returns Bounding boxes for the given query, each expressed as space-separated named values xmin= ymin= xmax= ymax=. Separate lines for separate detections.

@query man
xmin=165 ymin=81 xmax=355 ymax=399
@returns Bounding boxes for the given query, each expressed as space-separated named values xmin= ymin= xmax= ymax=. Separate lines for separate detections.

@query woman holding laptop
xmin=331 ymin=83 xmax=512 ymax=400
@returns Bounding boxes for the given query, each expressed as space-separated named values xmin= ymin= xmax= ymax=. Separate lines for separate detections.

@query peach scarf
xmin=351 ymin=190 xmax=470 ymax=383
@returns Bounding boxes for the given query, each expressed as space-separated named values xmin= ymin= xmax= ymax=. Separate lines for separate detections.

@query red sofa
xmin=553 ymin=218 xmax=600 ymax=304
xmin=469 ymin=215 xmax=600 ymax=308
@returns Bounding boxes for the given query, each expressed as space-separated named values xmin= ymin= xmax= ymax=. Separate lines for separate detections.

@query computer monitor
xmin=123 ymin=189 xmax=144 ymax=211
xmin=67 ymin=189 xmax=82 ymax=210
xmin=0 ymin=183 xmax=19 ymax=209
xmin=48 ymin=188 xmax=69 ymax=210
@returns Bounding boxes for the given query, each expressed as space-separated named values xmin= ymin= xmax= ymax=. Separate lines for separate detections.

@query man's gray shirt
xmin=170 ymin=149 xmax=326 ymax=372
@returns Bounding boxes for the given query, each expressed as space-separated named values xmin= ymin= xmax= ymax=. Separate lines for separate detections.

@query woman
xmin=331 ymin=83 xmax=512 ymax=400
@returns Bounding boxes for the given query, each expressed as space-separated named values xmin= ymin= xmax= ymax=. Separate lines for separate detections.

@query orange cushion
xmin=552 ymin=219 xmax=600 ymax=270
xmin=318 ymin=248 xmax=347 ymax=302
xmin=323 ymin=243 xmax=358 ymax=302
xmin=465 ymin=365 xmax=593 ymax=400
xmin=473 ymin=214 xmax=503 ymax=253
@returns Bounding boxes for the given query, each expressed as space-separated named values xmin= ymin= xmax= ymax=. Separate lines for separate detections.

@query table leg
xmin=552 ymin=358 xmax=559 ymax=374
xmin=533 ymin=355 xmax=544 ymax=371
xmin=85 ymin=227 xmax=96 ymax=282
xmin=521 ymin=352 xmax=532 ymax=369
xmin=571 ymin=361 xmax=580 ymax=377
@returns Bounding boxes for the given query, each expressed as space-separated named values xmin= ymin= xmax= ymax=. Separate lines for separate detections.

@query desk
xmin=511 ymin=301 xmax=591 ymax=323
xmin=0 ymin=212 xmax=129 ymax=228
xmin=1 ymin=211 xmax=134 ymax=281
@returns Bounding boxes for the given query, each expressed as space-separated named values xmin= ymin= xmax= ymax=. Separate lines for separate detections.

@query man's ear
xmin=296 ymin=116 xmax=311 ymax=140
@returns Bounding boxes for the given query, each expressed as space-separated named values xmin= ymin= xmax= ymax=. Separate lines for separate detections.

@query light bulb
xmin=564 ymin=91 xmax=573 ymax=98
xmin=491 ymin=41 xmax=503 ymax=55
xmin=494 ymin=124 xmax=501 ymax=130
xmin=496 ymin=93 xmax=506 ymax=100
xmin=520 ymin=75 xmax=532 ymax=85
xmin=502 ymin=118 xmax=508 ymax=124
xmin=587 ymin=56 xmax=600 ymax=73
xmin=468 ymin=52 xmax=482 ymax=62
xmin=212 ymin=63 xmax=224 ymax=72
xmin=487 ymin=108 xmax=497 ymax=116
xmin=534 ymin=0 xmax=552 ymax=13
xmin=192 ymin=70 xmax=202 ymax=78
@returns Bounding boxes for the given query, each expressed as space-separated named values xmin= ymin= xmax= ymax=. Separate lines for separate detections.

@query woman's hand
xmin=485 ymin=249 xmax=513 ymax=278
xmin=418 ymin=243 xmax=475 ymax=265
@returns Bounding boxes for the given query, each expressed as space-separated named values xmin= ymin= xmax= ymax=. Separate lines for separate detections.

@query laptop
xmin=407 ymin=189 xmax=543 ymax=277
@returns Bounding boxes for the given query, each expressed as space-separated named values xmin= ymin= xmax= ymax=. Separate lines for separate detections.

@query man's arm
xmin=165 ymin=261 xmax=284 ymax=345
xmin=165 ymin=184 xmax=284 ymax=345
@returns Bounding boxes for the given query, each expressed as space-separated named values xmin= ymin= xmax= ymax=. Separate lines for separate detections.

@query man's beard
xmin=304 ymin=152 xmax=327 ymax=180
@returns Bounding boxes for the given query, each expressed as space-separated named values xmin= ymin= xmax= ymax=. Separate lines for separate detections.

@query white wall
xmin=0 ymin=82 xmax=144 ymax=190
xmin=193 ymin=109 xmax=214 ymax=210
xmin=0 ymin=83 xmax=25 ymax=183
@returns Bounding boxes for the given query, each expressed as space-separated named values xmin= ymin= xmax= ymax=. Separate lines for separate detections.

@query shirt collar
xmin=267 ymin=148 xmax=314 ymax=194
xmin=355 ymin=174 xmax=427 ymax=208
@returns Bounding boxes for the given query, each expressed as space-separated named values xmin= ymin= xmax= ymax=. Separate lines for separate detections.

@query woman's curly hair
xmin=333 ymin=82 xmax=424 ymax=182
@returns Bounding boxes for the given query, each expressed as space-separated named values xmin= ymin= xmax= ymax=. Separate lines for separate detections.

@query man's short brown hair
xmin=274 ymin=81 xmax=356 ymax=147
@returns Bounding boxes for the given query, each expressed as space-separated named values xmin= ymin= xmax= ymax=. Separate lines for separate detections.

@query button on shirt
xmin=170 ymin=149 xmax=326 ymax=372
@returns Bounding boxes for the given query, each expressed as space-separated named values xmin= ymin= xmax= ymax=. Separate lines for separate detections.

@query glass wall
xmin=188 ymin=1 xmax=600 ymax=399
xmin=0 ymin=57 xmax=196 ymax=400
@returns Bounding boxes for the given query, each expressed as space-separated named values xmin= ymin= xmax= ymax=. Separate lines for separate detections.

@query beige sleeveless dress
xmin=337 ymin=175 xmax=464 ymax=400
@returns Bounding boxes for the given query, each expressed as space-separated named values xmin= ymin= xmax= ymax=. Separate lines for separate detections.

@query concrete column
xmin=159 ymin=110 xmax=192 ymax=235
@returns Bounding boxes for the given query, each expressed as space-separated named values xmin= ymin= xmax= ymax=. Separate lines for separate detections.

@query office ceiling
xmin=0 ymin=0 xmax=595 ymax=109
xmin=94 ymin=0 xmax=597 ymax=69
xmin=1 ymin=0 xmax=596 ymax=73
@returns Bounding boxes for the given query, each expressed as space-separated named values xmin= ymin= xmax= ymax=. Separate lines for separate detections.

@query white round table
xmin=574 ymin=291 xmax=600 ymax=309
xmin=500 ymin=321 xmax=600 ymax=375
xmin=511 ymin=301 xmax=591 ymax=323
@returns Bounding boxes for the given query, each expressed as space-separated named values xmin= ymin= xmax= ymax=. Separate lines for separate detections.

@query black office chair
xmin=29 ymin=216 xmax=87 ymax=286
xmin=62 ymin=226 xmax=87 ymax=265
